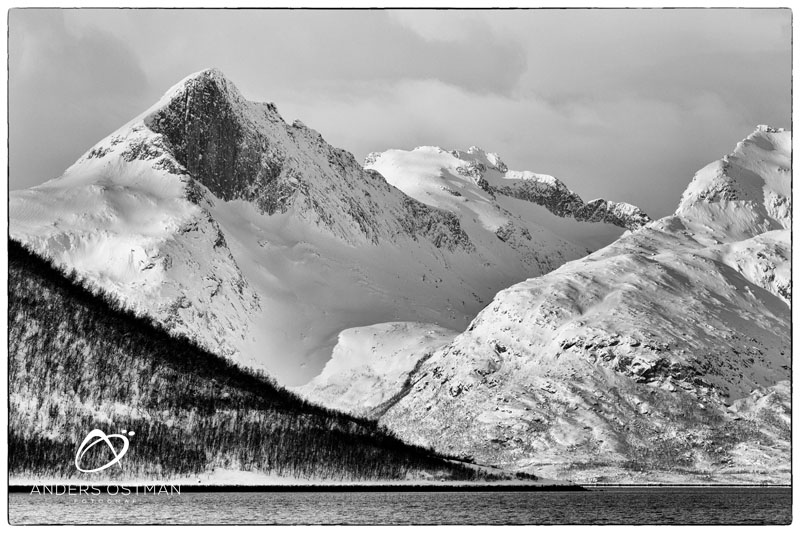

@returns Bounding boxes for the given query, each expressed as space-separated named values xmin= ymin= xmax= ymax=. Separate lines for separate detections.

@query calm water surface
xmin=8 ymin=487 xmax=791 ymax=525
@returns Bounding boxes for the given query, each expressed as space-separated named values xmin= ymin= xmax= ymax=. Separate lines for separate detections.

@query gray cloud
xmin=9 ymin=9 xmax=154 ymax=188
xmin=8 ymin=8 xmax=791 ymax=221
xmin=271 ymin=79 xmax=765 ymax=218
xmin=60 ymin=9 xmax=527 ymax=96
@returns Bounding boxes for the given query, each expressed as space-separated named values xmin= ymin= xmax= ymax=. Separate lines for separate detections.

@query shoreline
xmin=10 ymin=483 xmax=792 ymax=494
xmin=585 ymin=483 xmax=792 ymax=489
xmin=9 ymin=483 xmax=587 ymax=493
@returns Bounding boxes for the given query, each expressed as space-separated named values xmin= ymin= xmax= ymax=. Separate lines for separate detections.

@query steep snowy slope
xmin=365 ymin=146 xmax=650 ymax=251
xmin=11 ymin=68 xmax=631 ymax=384
xmin=304 ymin=127 xmax=792 ymax=483
xmin=10 ymin=127 xmax=262 ymax=363
xmin=295 ymin=322 xmax=459 ymax=418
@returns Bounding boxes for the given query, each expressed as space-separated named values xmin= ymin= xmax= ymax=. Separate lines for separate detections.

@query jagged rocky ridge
xmin=491 ymin=178 xmax=650 ymax=230
xmin=300 ymin=127 xmax=791 ymax=484
xmin=366 ymin=145 xmax=651 ymax=232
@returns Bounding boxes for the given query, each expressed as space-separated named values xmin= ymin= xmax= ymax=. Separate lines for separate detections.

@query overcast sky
xmin=8 ymin=8 xmax=791 ymax=218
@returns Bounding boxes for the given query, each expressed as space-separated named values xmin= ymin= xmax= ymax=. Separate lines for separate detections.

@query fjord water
xmin=9 ymin=487 xmax=791 ymax=525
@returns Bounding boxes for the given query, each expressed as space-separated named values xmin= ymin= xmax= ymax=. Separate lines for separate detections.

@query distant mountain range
xmin=9 ymin=69 xmax=790 ymax=485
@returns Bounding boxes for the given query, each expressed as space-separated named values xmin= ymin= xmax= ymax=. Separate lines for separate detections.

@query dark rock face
xmin=146 ymin=71 xmax=291 ymax=215
xmin=493 ymin=181 xmax=651 ymax=231
xmin=399 ymin=196 xmax=474 ymax=252
xmin=578 ymin=199 xmax=652 ymax=230
xmin=143 ymin=69 xmax=474 ymax=250
xmin=493 ymin=180 xmax=583 ymax=218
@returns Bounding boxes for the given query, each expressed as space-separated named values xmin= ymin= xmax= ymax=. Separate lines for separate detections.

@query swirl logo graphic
xmin=75 ymin=429 xmax=134 ymax=473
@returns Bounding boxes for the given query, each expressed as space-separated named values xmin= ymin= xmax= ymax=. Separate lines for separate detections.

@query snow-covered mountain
xmin=365 ymin=145 xmax=649 ymax=251
xmin=300 ymin=126 xmax=791 ymax=483
xmin=9 ymin=69 xmax=642 ymax=385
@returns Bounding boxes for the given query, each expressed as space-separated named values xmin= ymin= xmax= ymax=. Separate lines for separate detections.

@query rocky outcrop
xmin=491 ymin=178 xmax=650 ymax=231
xmin=146 ymin=70 xmax=289 ymax=215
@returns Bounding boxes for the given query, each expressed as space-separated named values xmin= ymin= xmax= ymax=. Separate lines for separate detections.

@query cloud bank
xmin=9 ymin=8 xmax=790 ymax=218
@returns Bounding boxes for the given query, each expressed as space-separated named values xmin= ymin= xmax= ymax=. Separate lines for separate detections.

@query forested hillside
xmin=7 ymin=239 xmax=495 ymax=482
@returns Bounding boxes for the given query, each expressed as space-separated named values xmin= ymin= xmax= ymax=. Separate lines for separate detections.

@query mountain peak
xmin=170 ymin=67 xmax=234 ymax=94
xmin=755 ymin=124 xmax=785 ymax=134
xmin=450 ymin=146 xmax=508 ymax=173
xmin=141 ymin=69 xmax=295 ymax=214
xmin=146 ymin=68 xmax=244 ymax=119
xmin=674 ymin=127 xmax=791 ymax=243
xmin=192 ymin=66 xmax=227 ymax=80
xmin=173 ymin=67 xmax=229 ymax=86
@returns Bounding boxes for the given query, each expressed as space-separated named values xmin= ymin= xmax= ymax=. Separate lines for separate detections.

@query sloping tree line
xmin=8 ymin=239 xmax=499 ymax=482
